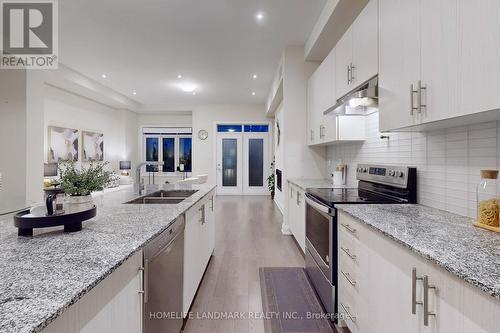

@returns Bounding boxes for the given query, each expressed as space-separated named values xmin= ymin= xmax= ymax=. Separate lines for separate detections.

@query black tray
xmin=14 ymin=206 xmax=97 ymax=237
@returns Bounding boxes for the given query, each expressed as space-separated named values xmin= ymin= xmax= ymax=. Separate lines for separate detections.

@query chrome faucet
xmin=135 ymin=161 xmax=164 ymax=194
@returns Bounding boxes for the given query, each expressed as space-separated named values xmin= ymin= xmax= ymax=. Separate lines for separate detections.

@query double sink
xmin=124 ymin=190 xmax=198 ymax=205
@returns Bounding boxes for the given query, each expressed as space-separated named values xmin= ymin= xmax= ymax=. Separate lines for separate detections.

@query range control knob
xmin=388 ymin=170 xmax=395 ymax=176
xmin=396 ymin=171 xmax=404 ymax=177
xmin=363 ymin=168 xmax=368 ymax=173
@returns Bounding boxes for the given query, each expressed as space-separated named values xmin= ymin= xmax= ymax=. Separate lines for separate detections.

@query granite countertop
xmin=288 ymin=178 xmax=357 ymax=191
xmin=336 ymin=204 xmax=500 ymax=299
xmin=0 ymin=183 xmax=216 ymax=333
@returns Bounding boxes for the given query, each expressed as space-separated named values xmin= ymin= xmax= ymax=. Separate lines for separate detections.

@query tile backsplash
xmin=327 ymin=112 xmax=499 ymax=218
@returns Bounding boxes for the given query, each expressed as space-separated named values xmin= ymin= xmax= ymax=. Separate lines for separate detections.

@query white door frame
xmin=214 ymin=121 xmax=272 ymax=196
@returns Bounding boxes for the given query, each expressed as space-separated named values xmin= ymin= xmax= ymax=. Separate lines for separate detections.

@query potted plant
xmin=59 ymin=161 xmax=113 ymax=213
xmin=267 ymin=158 xmax=275 ymax=200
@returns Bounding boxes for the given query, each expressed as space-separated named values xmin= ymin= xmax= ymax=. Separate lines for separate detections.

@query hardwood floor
xmin=183 ymin=195 xmax=304 ymax=333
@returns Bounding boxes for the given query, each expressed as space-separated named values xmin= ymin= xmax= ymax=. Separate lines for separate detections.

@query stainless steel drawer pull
xmin=410 ymin=84 xmax=418 ymax=115
xmin=423 ymin=275 xmax=436 ymax=326
xmin=418 ymin=80 xmax=426 ymax=114
xmin=411 ymin=268 xmax=423 ymax=314
xmin=347 ymin=65 xmax=351 ymax=84
xmin=341 ymin=270 xmax=357 ymax=287
xmin=341 ymin=246 xmax=357 ymax=261
xmin=341 ymin=223 xmax=357 ymax=235
xmin=350 ymin=63 xmax=355 ymax=83
xmin=341 ymin=303 xmax=356 ymax=323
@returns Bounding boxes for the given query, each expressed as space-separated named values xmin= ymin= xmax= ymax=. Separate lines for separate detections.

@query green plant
xmin=267 ymin=158 xmax=275 ymax=198
xmin=59 ymin=161 xmax=113 ymax=196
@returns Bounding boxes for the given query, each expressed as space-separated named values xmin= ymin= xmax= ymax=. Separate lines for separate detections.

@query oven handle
xmin=305 ymin=194 xmax=334 ymax=216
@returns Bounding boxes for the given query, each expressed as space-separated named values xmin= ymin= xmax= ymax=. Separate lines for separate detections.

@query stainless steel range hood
xmin=324 ymin=75 xmax=378 ymax=116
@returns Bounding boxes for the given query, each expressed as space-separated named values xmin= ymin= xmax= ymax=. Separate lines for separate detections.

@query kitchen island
xmin=0 ymin=183 xmax=216 ymax=333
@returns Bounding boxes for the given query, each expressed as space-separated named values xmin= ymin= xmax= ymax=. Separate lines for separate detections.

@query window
xmin=142 ymin=128 xmax=192 ymax=174
xmin=217 ymin=124 xmax=242 ymax=132
xmin=179 ymin=137 xmax=192 ymax=172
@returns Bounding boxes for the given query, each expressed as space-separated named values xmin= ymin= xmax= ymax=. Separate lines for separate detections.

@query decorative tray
xmin=13 ymin=206 xmax=97 ymax=237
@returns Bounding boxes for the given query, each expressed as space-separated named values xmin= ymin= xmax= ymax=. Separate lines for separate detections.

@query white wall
xmin=327 ymin=112 xmax=500 ymax=218
xmin=274 ymin=102 xmax=285 ymax=211
xmin=0 ymin=70 xmax=27 ymax=212
xmin=43 ymin=85 xmax=138 ymax=171
xmin=191 ymin=104 xmax=269 ymax=185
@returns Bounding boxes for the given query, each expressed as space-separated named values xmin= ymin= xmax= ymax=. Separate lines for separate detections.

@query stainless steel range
xmin=304 ymin=164 xmax=417 ymax=319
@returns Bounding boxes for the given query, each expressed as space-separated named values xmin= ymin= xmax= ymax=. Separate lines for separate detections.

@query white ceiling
xmin=58 ymin=0 xmax=326 ymax=107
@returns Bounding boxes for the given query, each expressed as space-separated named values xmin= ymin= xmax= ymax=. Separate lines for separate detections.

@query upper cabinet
xmin=336 ymin=0 xmax=378 ymax=99
xmin=379 ymin=0 xmax=500 ymax=132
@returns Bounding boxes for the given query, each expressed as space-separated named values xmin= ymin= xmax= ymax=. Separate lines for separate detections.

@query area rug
xmin=259 ymin=267 xmax=335 ymax=333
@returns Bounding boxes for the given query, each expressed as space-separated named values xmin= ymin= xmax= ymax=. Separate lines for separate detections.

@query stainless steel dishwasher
xmin=142 ymin=215 xmax=185 ymax=333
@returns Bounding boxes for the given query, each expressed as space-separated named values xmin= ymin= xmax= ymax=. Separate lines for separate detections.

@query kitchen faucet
xmin=135 ymin=161 xmax=164 ymax=194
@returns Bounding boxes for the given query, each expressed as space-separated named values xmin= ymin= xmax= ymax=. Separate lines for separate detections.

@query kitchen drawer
xmin=339 ymin=288 xmax=359 ymax=333
xmin=339 ymin=259 xmax=360 ymax=294
xmin=339 ymin=214 xmax=367 ymax=243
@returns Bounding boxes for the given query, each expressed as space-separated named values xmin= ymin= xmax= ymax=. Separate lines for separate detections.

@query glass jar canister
xmin=476 ymin=170 xmax=499 ymax=227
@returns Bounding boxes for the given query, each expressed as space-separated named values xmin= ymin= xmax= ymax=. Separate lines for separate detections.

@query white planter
xmin=64 ymin=195 xmax=94 ymax=214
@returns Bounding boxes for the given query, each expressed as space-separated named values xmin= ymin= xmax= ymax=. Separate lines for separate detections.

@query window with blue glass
xmin=179 ymin=137 xmax=192 ymax=172
xmin=217 ymin=124 xmax=242 ymax=132
xmin=244 ymin=125 xmax=269 ymax=132
xmin=162 ymin=138 xmax=175 ymax=172
xmin=145 ymin=138 xmax=159 ymax=172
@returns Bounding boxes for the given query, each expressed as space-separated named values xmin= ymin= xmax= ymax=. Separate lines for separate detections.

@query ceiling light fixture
xmin=256 ymin=12 xmax=264 ymax=21
xmin=178 ymin=82 xmax=197 ymax=93
xmin=132 ymin=91 xmax=137 ymax=96
xmin=252 ymin=74 xmax=258 ymax=79
xmin=101 ymin=74 xmax=107 ymax=79
xmin=252 ymin=92 xmax=256 ymax=96
xmin=192 ymin=91 xmax=197 ymax=96
xmin=177 ymin=74 xmax=182 ymax=79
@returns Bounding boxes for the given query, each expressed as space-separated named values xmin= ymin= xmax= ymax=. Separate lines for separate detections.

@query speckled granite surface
xmin=288 ymin=179 xmax=356 ymax=191
xmin=336 ymin=204 xmax=500 ymax=299
xmin=0 ymin=184 xmax=215 ymax=333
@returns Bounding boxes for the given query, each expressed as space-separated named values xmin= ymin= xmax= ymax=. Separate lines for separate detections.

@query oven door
xmin=305 ymin=194 xmax=333 ymax=282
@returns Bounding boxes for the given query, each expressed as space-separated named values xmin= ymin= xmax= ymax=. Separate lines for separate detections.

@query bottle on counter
xmin=475 ymin=170 xmax=500 ymax=230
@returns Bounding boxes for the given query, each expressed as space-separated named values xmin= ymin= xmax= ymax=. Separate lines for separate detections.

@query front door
xmin=243 ymin=132 xmax=269 ymax=195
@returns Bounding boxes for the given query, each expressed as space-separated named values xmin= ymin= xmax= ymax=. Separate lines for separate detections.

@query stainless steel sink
xmin=124 ymin=190 xmax=198 ymax=205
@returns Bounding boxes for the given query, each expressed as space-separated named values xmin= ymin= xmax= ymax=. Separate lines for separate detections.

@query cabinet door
xmin=183 ymin=206 xmax=202 ymax=314
xmin=378 ymin=0 xmax=420 ymax=132
xmin=288 ymin=184 xmax=297 ymax=237
xmin=457 ymin=0 xmax=500 ymax=117
xmin=320 ymin=49 xmax=338 ymax=143
xmin=462 ymin=281 xmax=500 ymax=333
xmin=206 ymin=195 xmax=215 ymax=256
xmin=307 ymin=73 xmax=318 ymax=145
xmin=352 ymin=0 xmax=378 ymax=86
xmin=335 ymin=28 xmax=353 ymax=99
xmin=420 ymin=0 xmax=459 ymax=124
xmin=422 ymin=263 xmax=463 ymax=333
xmin=295 ymin=188 xmax=306 ymax=252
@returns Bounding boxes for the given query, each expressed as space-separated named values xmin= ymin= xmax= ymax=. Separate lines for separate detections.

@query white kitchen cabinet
xmin=287 ymin=183 xmax=306 ymax=253
xmin=335 ymin=28 xmax=353 ymax=99
xmin=378 ymin=0 xmax=420 ymax=132
xmin=457 ymin=0 xmax=500 ymax=118
xmin=307 ymin=70 xmax=320 ymax=145
xmin=351 ymin=0 xmax=378 ymax=87
xmin=380 ymin=0 xmax=500 ymax=131
xmin=338 ymin=211 xmax=500 ymax=333
xmin=336 ymin=0 xmax=378 ymax=100
xmin=183 ymin=191 xmax=216 ymax=314
xmin=43 ymin=251 xmax=143 ymax=333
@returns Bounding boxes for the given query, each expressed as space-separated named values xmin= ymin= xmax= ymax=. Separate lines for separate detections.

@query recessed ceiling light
xmin=101 ymin=74 xmax=107 ymax=79
xmin=132 ymin=91 xmax=137 ymax=96
xmin=178 ymin=82 xmax=197 ymax=93
xmin=252 ymin=74 xmax=258 ymax=80
xmin=252 ymin=92 xmax=256 ymax=96
xmin=256 ymin=12 xmax=264 ymax=21
xmin=192 ymin=91 xmax=197 ymax=96
xmin=177 ymin=74 xmax=182 ymax=79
